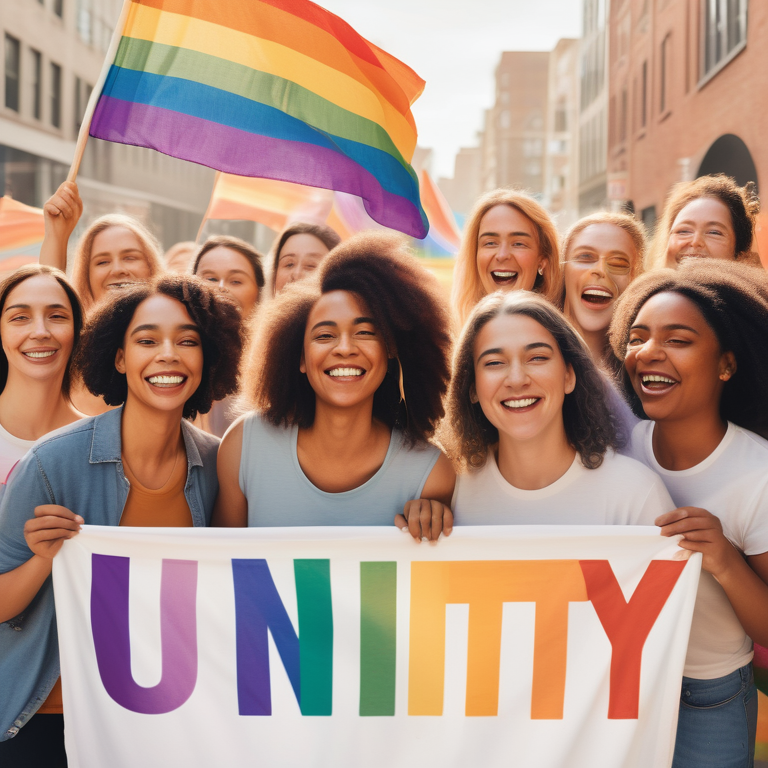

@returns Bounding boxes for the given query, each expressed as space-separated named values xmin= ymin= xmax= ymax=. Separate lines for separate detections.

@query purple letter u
xmin=90 ymin=554 xmax=198 ymax=714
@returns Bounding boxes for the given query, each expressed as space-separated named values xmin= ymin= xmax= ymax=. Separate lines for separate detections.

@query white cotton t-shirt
xmin=0 ymin=421 xmax=35 ymax=485
xmin=628 ymin=420 xmax=768 ymax=679
xmin=452 ymin=448 xmax=674 ymax=526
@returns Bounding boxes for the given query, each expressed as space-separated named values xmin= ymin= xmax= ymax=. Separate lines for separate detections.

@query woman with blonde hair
xmin=41 ymin=183 xmax=166 ymax=414
xmin=650 ymin=174 xmax=761 ymax=270
xmin=40 ymin=182 xmax=164 ymax=313
xmin=559 ymin=212 xmax=646 ymax=369
xmin=451 ymin=189 xmax=561 ymax=327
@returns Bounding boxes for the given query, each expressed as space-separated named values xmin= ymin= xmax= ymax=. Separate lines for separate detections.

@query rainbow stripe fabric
xmin=89 ymin=0 xmax=429 ymax=238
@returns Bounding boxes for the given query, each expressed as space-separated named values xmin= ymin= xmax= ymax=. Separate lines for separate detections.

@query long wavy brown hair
xmin=445 ymin=291 xmax=623 ymax=471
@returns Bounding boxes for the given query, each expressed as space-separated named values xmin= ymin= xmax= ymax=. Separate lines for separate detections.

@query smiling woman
xmin=649 ymin=174 xmax=761 ymax=270
xmin=445 ymin=291 xmax=673 ymax=527
xmin=0 ymin=274 xmax=243 ymax=765
xmin=0 ymin=265 xmax=84 ymax=485
xmin=215 ymin=232 xmax=455 ymax=539
xmin=559 ymin=212 xmax=646 ymax=369
xmin=609 ymin=260 xmax=768 ymax=768
xmin=451 ymin=189 xmax=561 ymax=327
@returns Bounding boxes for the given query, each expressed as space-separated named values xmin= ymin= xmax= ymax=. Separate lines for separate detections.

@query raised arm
xmin=39 ymin=181 xmax=83 ymax=271
xmin=396 ymin=452 xmax=456 ymax=542
xmin=211 ymin=419 xmax=248 ymax=527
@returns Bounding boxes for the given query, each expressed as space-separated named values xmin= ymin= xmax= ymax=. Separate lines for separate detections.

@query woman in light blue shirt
xmin=0 ymin=275 xmax=242 ymax=766
xmin=214 ymin=232 xmax=455 ymax=539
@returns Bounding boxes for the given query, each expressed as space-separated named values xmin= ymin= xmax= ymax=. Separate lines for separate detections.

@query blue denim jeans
xmin=673 ymin=663 xmax=757 ymax=768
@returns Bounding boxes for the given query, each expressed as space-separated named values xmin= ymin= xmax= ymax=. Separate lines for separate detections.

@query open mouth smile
xmin=146 ymin=374 xmax=187 ymax=388
xmin=22 ymin=349 xmax=57 ymax=359
xmin=491 ymin=270 xmax=518 ymax=286
xmin=501 ymin=396 xmax=540 ymax=411
xmin=325 ymin=367 xmax=365 ymax=378
xmin=106 ymin=282 xmax=136 ymax=290
xmin=639 ymin=373 xmax=678 ymax=394
xmin=581 ymin=287 xmax=613 ymax=307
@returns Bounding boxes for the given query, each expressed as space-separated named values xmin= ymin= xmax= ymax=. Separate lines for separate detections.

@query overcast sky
xmin=318 ymin=0 xmax=583 ymax=178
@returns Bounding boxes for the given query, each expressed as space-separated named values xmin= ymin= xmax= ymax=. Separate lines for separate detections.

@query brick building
xmin=480 ymin=51 xmax=549 ymax=196
xmin=607 ymin=0 xmax=761 ymax=234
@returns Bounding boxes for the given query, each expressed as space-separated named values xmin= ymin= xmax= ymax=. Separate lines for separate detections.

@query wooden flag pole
xmin=67 ymin=0 xmax=133 ymax=182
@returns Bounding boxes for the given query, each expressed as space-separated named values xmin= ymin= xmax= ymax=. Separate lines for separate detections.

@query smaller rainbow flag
xmin=0 ymin=197 xmax=44 ymax=272
xmin=88 ymin=0 xmax=428 ymax=238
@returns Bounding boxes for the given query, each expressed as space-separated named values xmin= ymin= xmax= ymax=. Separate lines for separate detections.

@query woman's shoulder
xmin=594 ymin=448 xmax=666 ymax=488
xmin=181 ymin=418 xmax=221 ymax=462
xmin=31 ymin=412 xmax=102 ymax=456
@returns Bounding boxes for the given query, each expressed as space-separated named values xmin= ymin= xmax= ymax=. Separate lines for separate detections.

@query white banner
xmin=53 ymin=525 xmax=700 ymax=768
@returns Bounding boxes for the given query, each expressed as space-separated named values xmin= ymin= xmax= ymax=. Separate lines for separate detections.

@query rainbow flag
xmin=0 ymin=196 xmax=44 ymax=272
xmin=88 ymin=0 xmax=428 ymax=238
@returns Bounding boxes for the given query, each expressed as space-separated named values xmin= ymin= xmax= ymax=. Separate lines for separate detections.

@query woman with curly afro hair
xmin=444 ymin=290 xmax=672 ymax=527
xmin=214 ymin=232 xmax=455 ymax=540
xmin=0 ymin=275 xmax=243 ymax=766
xmin=609 ymin=259 xmax=768 ymax=768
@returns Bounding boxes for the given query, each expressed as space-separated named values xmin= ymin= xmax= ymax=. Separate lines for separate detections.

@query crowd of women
xmin=1 ymin=172 xmax=767 ymax=768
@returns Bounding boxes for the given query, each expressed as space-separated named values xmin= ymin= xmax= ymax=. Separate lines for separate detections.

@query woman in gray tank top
xmin=213 ymin=233 xmax=455 ymax=540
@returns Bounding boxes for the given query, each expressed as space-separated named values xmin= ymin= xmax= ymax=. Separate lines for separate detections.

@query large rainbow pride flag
xmin=88 ymin=0 xmax=428 ymax=238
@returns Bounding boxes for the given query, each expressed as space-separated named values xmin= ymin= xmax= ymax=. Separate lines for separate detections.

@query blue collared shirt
xmin=0 ymin=407 xmax=219 ymax=740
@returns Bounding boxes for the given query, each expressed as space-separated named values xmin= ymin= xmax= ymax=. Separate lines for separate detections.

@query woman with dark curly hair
xmin=0 ymin=274 xmax=242 ymax=766
xmin=445 ymin=291 xmax=672 ymax=525
xmin=0 ymin=265 xmax=84 ymax=485
xmin=215 ymin=232 xmax=455 ymax=540
xmin=609 ymin=260 xmax=768 ymax=768
xmin=651 ymin=174 xmax=761 ymax=270
xmin=270 ymin=222 xmax=341 ymax=295
xmin=451 ymin=189 xmax=561 ymax=327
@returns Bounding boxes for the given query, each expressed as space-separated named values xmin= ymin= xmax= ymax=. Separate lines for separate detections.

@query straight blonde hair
xmin=451 ymin=189 xmax=561 ymax=327
xmin=70 ymin=214 xmax=164 ymax=312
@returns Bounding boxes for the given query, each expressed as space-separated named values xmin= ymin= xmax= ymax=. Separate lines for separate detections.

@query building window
xmin=701 ymin=0 xmax=748 ymax=80
xmin=31 ymin=49 xmax=42 ymax=119
xmin=50 ymin=62 xmax=61 ymax=127
xmin=4 ymin=35 xmax=20 ymax=112
xmin=641 ymin=61 xmax=648 ymax=127
xmin=554 ymin=99 xmax=567 ymax=132
xmin=660 ymin=35 xmax=671 ymax=113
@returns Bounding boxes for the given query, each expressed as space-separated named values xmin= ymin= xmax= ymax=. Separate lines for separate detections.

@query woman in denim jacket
xmin=0 ymin=275 xmax=242 ymax=767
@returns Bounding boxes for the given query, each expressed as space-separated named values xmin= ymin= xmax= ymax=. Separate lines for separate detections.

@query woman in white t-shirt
xmin=609 ymin=258 xmax=768 ymax=768
xmin=0 ymin=265 xmax=84 ymax=486
xmin=445 ymin=290 xmax=673 ymax=526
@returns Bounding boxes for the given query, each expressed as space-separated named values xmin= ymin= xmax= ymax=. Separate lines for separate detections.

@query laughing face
xmin=0 ymin=274 xmax=76 ymax=386
xmin=624 ymin=291 xmax=735 ymax=423
xmin=563 ymin=223 xmax=636 ymax=336
xmin=664 ymin=197 xmax=737 ymax=268
xmin=114 ymin=294 xmax=203 ymax=415
xmin=473 ymin=313 xmax=575 ymax=446
xmin=476 ymin=205 xmax=545 ymax=297
xmin=300 ymin=290 xmax=389 ymax=411
xmin=88 ymin=226 xmax=152 ymax=304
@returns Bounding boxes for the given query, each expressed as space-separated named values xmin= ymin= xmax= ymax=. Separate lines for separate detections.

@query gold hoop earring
xmin=397 ymin=356 xmax=406 ymax=407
